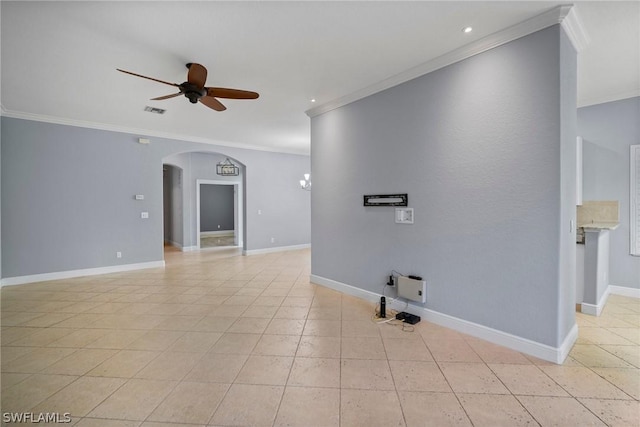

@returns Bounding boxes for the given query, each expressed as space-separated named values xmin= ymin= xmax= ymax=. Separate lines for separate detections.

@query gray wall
xmin=0 ymin=117 xmax=3 ymax=279
xmin=200 ymin=184 xmax=234 ymax=232
xmin=162 ymin=164 xmax=183 ymax=247
xmin=558 ymin=28 xmax=578 ymax=343
xmin=163 ymin=167 xmax=172 ymax=241
xmin=310 ymin=26 xmax=576 ymax=347
xmin=578 ymin=96 xmax=640 ymax=289
xmin=1 ymin=117 xmax=310 ymax=279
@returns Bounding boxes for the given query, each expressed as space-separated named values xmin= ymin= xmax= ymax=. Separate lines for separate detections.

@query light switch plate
xmin=141 ymin=212 xmax=149 ymax=219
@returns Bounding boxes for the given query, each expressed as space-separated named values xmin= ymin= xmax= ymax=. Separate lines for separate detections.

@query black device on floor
xmin=380 ymin=296 xmax=386 ymax=318
xmin=396 ymin=311 xmax=421 ymax=324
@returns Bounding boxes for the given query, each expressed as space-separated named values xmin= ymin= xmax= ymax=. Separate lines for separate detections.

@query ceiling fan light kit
xmin=117 ymin=63 xmax=259 ymax=112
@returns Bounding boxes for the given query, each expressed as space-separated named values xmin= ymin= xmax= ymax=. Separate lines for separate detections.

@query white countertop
xmin=580 ymin=222 xmax=620 ymax=231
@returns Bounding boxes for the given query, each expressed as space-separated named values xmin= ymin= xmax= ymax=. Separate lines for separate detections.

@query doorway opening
xmin=162 ymin=164 xmax=183 ymax=250
xmin=196 ymin=180 xmax=243 ymax=249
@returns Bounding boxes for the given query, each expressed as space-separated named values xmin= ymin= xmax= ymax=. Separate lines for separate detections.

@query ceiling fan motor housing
xmin=181 ymin=82 xmax=207 ymax=103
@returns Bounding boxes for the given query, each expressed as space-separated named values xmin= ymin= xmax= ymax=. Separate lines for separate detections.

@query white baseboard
xmin=581 ymin=285 xmax=611 ymax=316
xmin=310 ymin=274 xmax=381 ymax=304
xmin=559 ymin=323 xmax=580 ymax=364
xmin=166 ymin=240 xmax=197 ymax=252
xmin=243 ymin=243 xmax=310 ymax=256
xmin=200 ymin=231 xmax=234 ymax=237
xmin=168 ymin=239 xmax=243 ymax=252
xmin=580 ymin=285 xmax=639 ymax=316
xmin=580 ymin=303 xmax=600 ymax=316
xmin=310 ymin=274 xmax=576 ymax=364
xmin=609 ymin=285 xmax=640 ymax=299
xmin=1 ymin=260 xmax=165 ymax=287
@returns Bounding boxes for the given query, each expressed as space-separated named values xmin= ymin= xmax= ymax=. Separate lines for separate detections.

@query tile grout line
xmin=270 ymin=269 xmax=311 ymax=427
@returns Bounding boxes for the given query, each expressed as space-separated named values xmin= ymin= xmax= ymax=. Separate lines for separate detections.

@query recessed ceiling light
xmin=310 ymin=99 xmax=316 ymax=103
xmin=462 ymin=26 xmax=473 ymax=34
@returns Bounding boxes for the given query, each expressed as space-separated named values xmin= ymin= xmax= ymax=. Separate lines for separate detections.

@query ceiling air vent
xmin=144 ymin=106 xmax=166 ymax=115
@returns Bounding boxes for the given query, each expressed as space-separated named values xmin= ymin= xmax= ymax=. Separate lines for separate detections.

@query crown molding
xmin=561 ymin=5 xmax=590 ymax=53
xmin=306 ymin=5 xmax=589 ymax=118
xmin=0 ymin=107 xmax=310 ymax=156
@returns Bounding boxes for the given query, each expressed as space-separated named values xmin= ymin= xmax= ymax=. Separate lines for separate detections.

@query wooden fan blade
xmin=207 ymin=87 xmax=259 ymax=99
xmin=187 ymin=63 xmax=207 ymax=88
xmin=200 ymin=96 xmax=227 ymax=111
xmin=151 ymin=93 xmax=182 ymax=101
xmin=117 ymin=69 xmax=179 ymax=87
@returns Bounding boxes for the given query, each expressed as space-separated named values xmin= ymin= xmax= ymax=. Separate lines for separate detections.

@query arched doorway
xmin=162 ymin=151 xmax=246 ymax=254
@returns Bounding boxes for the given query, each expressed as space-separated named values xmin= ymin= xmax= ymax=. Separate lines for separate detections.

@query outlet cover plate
xmin=395 ymin=208 xmax=414 ymax=224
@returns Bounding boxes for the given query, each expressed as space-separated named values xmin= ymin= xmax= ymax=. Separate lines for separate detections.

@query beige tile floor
xmin=1 ymin=247 xmax=639 ymax=426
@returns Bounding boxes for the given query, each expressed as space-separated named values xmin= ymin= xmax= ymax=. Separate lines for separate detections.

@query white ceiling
xmin=1 ymin=1 xmax=638 ymax=155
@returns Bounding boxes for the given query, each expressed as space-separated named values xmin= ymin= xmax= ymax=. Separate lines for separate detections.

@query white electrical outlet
xmin=397 ymin=276 xmax=426 ymax=303
xmin=116 ymin=251 xmax=122 ymax=258
xmin=395 ymin=208 xmax=414 ymax=224
xmin=141 ymin=212 xmax=149 ymax=219
xmin=270 ymin=237 xmax=275 ymax=243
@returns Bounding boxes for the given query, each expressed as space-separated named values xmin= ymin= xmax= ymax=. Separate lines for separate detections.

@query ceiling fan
xmin=116 ymin=63 xmax=259 ymax=112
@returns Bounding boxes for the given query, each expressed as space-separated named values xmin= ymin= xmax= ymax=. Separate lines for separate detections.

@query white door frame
xmin=196 ymin=179 xmax=243 ymax=249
